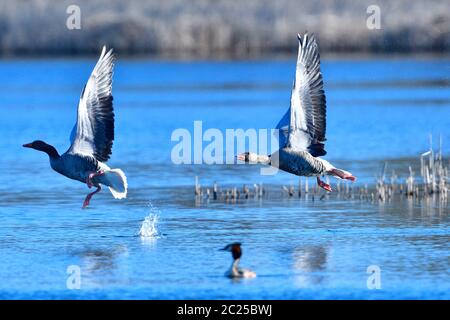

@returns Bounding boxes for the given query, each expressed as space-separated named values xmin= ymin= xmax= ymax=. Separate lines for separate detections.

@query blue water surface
xmin=0 ymin=57 xmax=449 ymax=299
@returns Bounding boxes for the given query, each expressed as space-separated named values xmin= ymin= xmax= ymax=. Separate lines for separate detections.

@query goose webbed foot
xmin=82 ymin=185 xmax=102 ymax=208
xmin=327 ymin=168 xmax=356 ymax=181
xmin=86 ymin=170 xmax=105 ymax=188
xmin=317 ymin=176 xmax=332 ymax=192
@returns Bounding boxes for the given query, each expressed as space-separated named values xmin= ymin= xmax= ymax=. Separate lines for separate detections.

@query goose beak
xmin=23 ymin=143 xmax=32 ymax=148
xmin=219 ymin=247 xmax=227 ymax=251
xmin=236 ymin=154 xmax=245 ymax=161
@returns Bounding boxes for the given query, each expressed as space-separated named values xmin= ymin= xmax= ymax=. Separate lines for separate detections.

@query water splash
xmin=138 ymin=203 xmax=161 ymax=239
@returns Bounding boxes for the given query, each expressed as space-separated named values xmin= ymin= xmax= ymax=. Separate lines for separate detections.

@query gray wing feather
xmin=68 ymin=46 xmax=115 ymax=162
xmin=275 ymin=107 xmax=290 ymax=148
xmin=287 ymin=33 xmax=327 ymax=157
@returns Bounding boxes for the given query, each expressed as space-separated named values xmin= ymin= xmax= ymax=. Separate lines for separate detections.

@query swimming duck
xmin=220 ymin=243 xmax=256 ymax=278
xmin=238 ymin=33 xmax=356 ymax=191
xmin=23 ymin=47 xmax=127 ymax=208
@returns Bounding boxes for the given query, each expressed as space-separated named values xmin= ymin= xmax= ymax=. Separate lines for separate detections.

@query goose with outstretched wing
xmin=238 ymin=34 xmax=355 ymax=191
xmin=23 ymin=47 xmax=127 ymax=208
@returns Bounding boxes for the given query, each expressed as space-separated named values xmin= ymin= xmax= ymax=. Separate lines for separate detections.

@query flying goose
xmin=23 ymin=47 xmax=127 ymax=208
xmin=238 ymin=34 xmax=355 ymax=191
xmin=220 ymin=243 xmax=256 ymax=278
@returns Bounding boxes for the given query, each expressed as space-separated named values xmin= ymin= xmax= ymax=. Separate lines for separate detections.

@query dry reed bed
xmin=194 ymin=141 xmax=448 ymax=205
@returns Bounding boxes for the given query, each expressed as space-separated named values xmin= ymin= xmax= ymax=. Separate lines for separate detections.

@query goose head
xmin=23 ymin=140 xmax=59 ymax=158
xmin=237 ymin=152 xmax=258 ymax=163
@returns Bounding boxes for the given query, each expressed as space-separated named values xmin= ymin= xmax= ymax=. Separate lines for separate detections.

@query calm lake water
xmin=0 ymin=57 xmax=449 ymax=299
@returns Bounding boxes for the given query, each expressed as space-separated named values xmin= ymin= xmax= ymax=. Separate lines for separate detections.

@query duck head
xmin=220 ymin=242 xmax=242 ymax=260
xmin=23 ymin=140 xmax=59 ymax=158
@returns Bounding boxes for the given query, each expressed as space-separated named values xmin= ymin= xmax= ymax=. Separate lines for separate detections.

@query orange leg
xmin=82 ymin=185 xmax=101 ymax=208
xmin=317 ymin=177 xmax=332 ymax=192
xmin=86 ymin=171 xmax=105 ymax=188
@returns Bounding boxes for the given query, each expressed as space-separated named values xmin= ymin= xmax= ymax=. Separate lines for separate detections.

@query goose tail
xmin=100 ymin=168 xmax=128 ymax=199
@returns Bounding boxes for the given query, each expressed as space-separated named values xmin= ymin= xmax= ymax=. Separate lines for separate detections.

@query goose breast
xmin=50 ymin=153 xmax=99 ymax=183
xmin=272 ymin=148 xmax=325 ymax=176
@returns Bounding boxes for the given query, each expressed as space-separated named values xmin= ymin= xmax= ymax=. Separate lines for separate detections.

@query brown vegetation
xmin=0 ymin=0 xmax=449 ymax=57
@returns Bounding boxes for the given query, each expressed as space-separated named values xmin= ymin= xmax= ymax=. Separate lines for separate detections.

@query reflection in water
xmin=78 ymin=245 xmax=129 ymax=288
xmin=83 ymin=249 xmax=117 ymax=272
xmin=293 ymin=245 xmax=328 ymax=271
xmin=292 ymin=245 xmax=329 ymax=287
